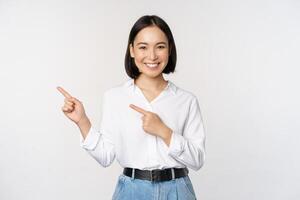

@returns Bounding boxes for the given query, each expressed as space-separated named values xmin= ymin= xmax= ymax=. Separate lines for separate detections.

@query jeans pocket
xmin=180 ymin=176 xmax=197 ymax=199
xmin=112 ymin=175 xmax=125 ymax=200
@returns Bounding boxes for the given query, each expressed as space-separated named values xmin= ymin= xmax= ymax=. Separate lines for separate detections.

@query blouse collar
xmin=123 ymin=78 xmax=177 ymax=95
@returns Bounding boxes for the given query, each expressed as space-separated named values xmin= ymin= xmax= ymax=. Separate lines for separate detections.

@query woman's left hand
xmin=129 ymin=104 xmax=172 ymax=140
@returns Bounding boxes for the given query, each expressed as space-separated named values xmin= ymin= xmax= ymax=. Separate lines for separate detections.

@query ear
xmin=129 ymin=43 xmax=135 ymax=58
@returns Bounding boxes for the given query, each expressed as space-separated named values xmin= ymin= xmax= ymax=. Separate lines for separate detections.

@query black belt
xmin=123 ymin=167 xmax=189 ymax=182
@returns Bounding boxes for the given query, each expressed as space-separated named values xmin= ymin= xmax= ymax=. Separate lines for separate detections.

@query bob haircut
xmin=125 ymin=15 xmax=177 ymax=79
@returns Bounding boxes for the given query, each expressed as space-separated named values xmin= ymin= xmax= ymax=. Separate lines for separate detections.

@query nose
xmin=148 ymin=48 xmax=158 ymax=60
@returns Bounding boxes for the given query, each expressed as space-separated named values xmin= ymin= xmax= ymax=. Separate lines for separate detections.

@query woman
xmin=57 ymin=15 xmax=206 ymax=200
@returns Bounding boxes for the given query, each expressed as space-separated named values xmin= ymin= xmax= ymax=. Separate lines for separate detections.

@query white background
xmin=1 ymin=0 xmax=299 ymax=199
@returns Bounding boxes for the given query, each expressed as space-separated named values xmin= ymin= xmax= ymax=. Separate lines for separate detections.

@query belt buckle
xmin=150 ymin=169 xmax=159 ymax=182
xmin=150 ymin=169 xmax=154 ymax=182
xmin=171 ymin=168 xmax=175 ymax=180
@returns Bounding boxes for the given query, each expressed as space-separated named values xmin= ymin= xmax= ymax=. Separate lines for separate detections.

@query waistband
xmin=123 ymin=167 xmax=189 ymax=182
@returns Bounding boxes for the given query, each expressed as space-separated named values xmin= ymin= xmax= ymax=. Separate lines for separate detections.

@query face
xmin=130 ymin=26 xmax=170 ymax=79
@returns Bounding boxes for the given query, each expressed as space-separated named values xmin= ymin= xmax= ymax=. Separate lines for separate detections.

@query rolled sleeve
xmin=167 ymin=130 xmax=185 ymax=157
xmin=79 ymin=125 xmax=101 ymax=150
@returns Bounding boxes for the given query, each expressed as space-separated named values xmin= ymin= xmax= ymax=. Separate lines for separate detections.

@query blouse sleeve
xmin=79 ymin=91 xmax=116 ymax=167
xmin=167 ymin=96 xmax=206 ymax=171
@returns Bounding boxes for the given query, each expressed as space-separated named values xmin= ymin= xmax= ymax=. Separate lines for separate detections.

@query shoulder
xmin=171 ymin=81 xmax=198 ymax=102
xmin=172 ymin=83 xmax=203 ymax=116
xmin=102 ymin=79 xmax=131 ymax=100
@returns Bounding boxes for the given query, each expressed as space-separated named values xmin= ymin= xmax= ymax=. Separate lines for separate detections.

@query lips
xmin=145 ymin=63 xmax=159 ymax=68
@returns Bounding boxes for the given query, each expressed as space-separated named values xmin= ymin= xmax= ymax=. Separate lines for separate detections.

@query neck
xmin=134 ymin=74 xmax=168 ymax=91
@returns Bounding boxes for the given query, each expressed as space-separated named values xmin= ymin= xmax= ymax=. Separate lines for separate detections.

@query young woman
xmin=57 ymin=15 xmax=206 ymax=200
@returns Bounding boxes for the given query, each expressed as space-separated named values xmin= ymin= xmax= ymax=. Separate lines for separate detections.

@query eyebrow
xmin=136 ymin=42 xmax=167 ymax=45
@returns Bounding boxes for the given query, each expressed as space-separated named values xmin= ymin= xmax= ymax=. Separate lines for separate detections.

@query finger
xmin=64 ymin=99 xmax=75 ymax=106
xmin=67 ymin=97 xmax=81 ymax=105
xmin=63 ymin=104 xmax=74 ymax=110
xmin=71 ymin=97 xmax=81 ymax=104
xmin=129 ymin=104 xmax=148 ymax=115
xmin=62 ymin=106 xmax=73 ymax=112
xmin=57 ymin=86 xmax=72 ymax=99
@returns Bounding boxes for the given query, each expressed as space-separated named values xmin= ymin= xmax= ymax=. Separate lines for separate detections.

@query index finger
xmin=129 ymin=104 xmax=148 ymax=115
xmin=57 ymin=86 xmax=72 ymax=99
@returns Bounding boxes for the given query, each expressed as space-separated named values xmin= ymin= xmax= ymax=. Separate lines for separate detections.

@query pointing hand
xmin=57 ymin=86 xmax=87 ymax=125
xmin=129 ymin=104 xmax=172 ymax=139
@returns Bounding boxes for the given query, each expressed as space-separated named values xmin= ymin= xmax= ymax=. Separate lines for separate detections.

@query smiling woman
xmin=129 ymin=26 xmax=170 ymax=76
xmin=124 ymin=15 xmax=177 ymax=81
xmin=57 ymin=15 xmax=205 ymax=200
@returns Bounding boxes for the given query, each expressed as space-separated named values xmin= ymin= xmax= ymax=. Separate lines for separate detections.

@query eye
xmin=158 ymin=45 xmax=166 ymax=49
xmin=139 ymin=46 xmax=146 ymax=50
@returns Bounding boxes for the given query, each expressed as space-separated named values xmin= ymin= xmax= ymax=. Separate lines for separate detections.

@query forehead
xmin=134 ymin=26 xmax=168 ymax=44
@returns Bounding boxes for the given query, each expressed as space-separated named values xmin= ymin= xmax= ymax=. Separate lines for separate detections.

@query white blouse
xmin=80 ymin=78 xmax=206 ymax=171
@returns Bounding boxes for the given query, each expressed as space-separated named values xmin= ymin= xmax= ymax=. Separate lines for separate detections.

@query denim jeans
xmin=112 ymin=173 xmax=197 ymax=200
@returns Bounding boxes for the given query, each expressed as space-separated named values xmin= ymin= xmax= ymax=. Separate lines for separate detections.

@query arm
xmin=79 ymin=92 xmax=116 ymax=168
xmin=166 ymin=96 xmax=206 ymax=171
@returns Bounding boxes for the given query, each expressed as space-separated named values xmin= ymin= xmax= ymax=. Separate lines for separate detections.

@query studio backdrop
xmin=0 ymin=0 xmax=299 ymax=199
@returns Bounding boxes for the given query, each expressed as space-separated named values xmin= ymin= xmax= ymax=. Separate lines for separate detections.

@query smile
xmin=145 ymin=63 xmax=160 ymax=68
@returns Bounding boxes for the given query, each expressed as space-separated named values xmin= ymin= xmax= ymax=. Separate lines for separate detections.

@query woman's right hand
xmin=57 ymin=86 xmax=87 ymax=125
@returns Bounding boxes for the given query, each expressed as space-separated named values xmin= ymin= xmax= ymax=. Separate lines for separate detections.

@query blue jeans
xmin=112 ymin=174 xmax=197 ymax=200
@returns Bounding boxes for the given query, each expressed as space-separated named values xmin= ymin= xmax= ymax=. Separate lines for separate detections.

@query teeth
xmin=146 ymin=63 xmax=159 ymax=68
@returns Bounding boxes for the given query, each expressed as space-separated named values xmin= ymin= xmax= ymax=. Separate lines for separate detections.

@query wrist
xmin=160 ymin=126 xmax=172 ymax=140
xmin=76 ymin=116 xmax=91 ymax=140
xmin=160 ymin=126 xmax=172 ymax=147
xmin=77 ymin=116 xmax=90 ymax=128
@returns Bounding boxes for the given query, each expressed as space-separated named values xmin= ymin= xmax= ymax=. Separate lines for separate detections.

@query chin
xmin=143 ymin=71 xmax=164 ymax=78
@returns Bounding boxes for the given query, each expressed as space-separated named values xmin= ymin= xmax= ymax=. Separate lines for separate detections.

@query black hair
xmin=125 ymin=15 xmax=177 ymax=79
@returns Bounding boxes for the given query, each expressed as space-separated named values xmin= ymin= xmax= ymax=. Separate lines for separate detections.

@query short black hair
xmin=125 ymin=15 xmax=177 ymax=79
